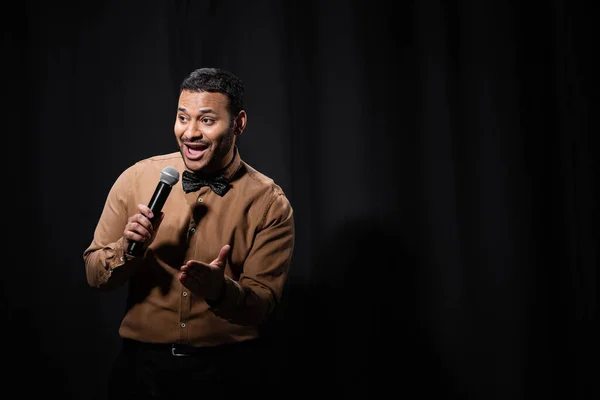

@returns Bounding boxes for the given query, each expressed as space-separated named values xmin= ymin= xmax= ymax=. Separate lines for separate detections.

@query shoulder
xmin=237 ymin=160 xmax=288 ymax=200
xmin=110 ymin=152 xmax=184 ymax=193
xmin=235 ymin=160 xmax=293 ymax=222
xmin=132 ymin=152 xmax=183 ymax=170
xmin=125 ymin=152 xmax=184 ymax=178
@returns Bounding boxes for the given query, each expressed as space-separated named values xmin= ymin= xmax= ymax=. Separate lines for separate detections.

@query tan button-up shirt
xmin=83 ymin=147 xmax=294 ymax=347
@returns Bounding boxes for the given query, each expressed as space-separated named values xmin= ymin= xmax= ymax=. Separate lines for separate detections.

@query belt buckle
xmin=171 ymin=344 xmax=190 ymax=357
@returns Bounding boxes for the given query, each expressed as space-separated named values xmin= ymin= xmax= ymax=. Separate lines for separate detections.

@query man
xmin=83 ymin=67 xmax=295 ymax=397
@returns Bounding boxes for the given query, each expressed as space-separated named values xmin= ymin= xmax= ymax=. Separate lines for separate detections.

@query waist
xmin=122 ymin=338 xmax=262 ymax=357
xmin=119 ymin=308 xmax=259 ymax=343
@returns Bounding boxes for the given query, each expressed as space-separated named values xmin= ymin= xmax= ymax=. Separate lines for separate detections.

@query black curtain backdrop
xmin=3 ymin=1 xmax=596 ymax=399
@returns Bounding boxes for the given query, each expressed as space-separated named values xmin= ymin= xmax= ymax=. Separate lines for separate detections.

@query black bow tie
xmin=182 ymin=170 xmax=230 ymax=196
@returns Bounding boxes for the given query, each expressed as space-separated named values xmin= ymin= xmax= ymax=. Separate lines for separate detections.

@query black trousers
xmin=107 ymin=338 xmax=266 ymax=399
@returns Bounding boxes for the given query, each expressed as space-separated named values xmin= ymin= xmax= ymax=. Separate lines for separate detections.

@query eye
xmin=202 ymin=117 xmax=215 ymax=125
xmin=178 ymin=115 xmax=188 ymax=122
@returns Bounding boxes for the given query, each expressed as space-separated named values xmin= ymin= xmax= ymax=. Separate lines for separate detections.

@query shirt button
xmin=182 ymin=291 xmax=188 ymax=297
xmin=180 ymin=322 xmax=186 ymax=328
xmin=197 ymin=197 xmax=203 ymax=203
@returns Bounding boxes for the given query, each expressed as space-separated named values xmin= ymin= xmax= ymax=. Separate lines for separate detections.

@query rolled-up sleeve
xmin=83 ymin=166 xmax=141 ymax=290
xmin=209 ymin=192 xmax=295 ymax=325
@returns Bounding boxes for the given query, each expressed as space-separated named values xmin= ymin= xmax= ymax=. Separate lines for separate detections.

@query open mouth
xmin=184 ymin=143 xmax=209 ymax=160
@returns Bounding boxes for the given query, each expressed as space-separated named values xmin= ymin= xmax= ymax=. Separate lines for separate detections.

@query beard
xmin=178 ymin=125 xmax=235 ymax=175
xmin=214 ymin=126 xmax=235 ymax=163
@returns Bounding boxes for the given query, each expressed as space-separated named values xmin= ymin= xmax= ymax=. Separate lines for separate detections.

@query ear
xmin=233 ymin=110 xmax=247 ymax=136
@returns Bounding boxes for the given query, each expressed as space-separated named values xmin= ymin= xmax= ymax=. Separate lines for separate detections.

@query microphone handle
xmin=127 ymin=181 xmax=172 ymax=257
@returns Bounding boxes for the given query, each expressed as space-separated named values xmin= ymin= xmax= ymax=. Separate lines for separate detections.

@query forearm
xmin=208 ymin=191 xmax=294 ymax=326
xmin=84 ymin=165 xmax=139 ymax=290
xmin=84 ymin=237 xmax=142 ymax=290
xmin=207 ymin=277 xmax=277 ymax=326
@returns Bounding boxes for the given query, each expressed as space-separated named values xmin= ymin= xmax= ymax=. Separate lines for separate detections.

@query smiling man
xmin=83 ymin=68 xmax=295 ymax=398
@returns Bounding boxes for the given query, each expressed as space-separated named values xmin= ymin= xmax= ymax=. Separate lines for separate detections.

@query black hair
xmin=180 ymin=67 xmax=244 ymax=118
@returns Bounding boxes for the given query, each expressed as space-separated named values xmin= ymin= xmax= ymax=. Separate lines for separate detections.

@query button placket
xmin=179 ymin=285 xmax=191 ymax=342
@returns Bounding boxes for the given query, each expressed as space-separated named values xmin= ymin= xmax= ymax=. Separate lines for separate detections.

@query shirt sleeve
xmin=208 ymin=191 xmax=295 ymax=326
xmin=83 ymin=165 xmax=143 ymax=290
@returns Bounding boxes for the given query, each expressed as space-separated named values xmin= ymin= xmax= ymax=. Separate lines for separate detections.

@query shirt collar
xmin=222 ymin=145 xmax=242 ymax=181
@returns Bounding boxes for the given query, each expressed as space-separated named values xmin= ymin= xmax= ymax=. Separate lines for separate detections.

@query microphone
xmin=127 ymin=166 xmax=180 ymax=257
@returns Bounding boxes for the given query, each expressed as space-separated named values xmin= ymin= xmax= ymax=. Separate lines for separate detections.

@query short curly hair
xmin=180 ymin=68 xmax=245 ymax=118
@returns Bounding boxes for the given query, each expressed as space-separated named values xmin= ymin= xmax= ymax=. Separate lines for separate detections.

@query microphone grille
xmin=160 ymin=166 xmax=180 ymax=186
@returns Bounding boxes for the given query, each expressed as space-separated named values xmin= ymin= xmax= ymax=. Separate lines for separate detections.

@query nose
xmin=182 ymin=122 xmax=203 ymax=140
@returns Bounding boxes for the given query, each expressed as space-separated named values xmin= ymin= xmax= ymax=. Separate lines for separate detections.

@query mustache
xmin=181 ymin=139 xmax=210 ymax=146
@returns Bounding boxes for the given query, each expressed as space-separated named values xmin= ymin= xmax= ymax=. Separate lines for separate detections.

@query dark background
xmin=3 ymin=1 xmax=597 ymax=399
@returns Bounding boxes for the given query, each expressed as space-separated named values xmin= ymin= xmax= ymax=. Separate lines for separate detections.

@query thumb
xmin=211 ymin=244 xmax=231 ymax=268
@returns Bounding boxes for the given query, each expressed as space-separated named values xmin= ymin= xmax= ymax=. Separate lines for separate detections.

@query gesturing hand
xmin=178 ymin=244 xmax=231 ymax=300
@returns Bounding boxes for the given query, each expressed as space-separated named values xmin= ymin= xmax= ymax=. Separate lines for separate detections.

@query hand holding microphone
xmin=125 ymin=166 xmax=180 ymax=257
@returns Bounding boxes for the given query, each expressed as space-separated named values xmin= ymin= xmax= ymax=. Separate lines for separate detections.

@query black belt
xmin=122 ymin=338 xmax=260 ymax=357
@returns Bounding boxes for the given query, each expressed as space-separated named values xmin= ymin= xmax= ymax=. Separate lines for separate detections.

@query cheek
xmin=201 ymin=131 xmax=220 ymax=144
xmin=210 ymin=129 xmax=233 ymax=144
xmin=174 ymin=124 xmax=186 ymax=138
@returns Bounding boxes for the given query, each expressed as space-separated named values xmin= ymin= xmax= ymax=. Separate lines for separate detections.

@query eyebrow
xmin=177 ymin=107 xmax=217 ymax=114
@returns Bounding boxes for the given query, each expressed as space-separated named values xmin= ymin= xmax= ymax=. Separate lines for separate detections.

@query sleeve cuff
xmin=107 ymin=237 xmax=137 ymax=271
xmin=206 ymin=276 xmax=244 ymax=316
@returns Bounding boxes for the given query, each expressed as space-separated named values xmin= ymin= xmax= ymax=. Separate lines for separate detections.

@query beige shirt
xmin=83 ymin=147 xmax=294 ymax=347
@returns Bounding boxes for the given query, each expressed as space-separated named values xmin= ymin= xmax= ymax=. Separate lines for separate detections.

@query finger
xmin=181 ymin=263 xmax=207 ymax=281
xmin=136 ymin=204 xmax=155 ymax=220
xmin=182 ymin=260 xmax=213 ymax=278
xmin=125 ymin=219 xmax=152 ymax=240
xmin=132 ymin=214 xmax=154 ymax=232
xmin=211 ymin=244 xmax=231 ymax=268
xmin=125 ymin=230 xmax=149 ymax=243
xmin=179 ymin=271 xmax=202 ymax=294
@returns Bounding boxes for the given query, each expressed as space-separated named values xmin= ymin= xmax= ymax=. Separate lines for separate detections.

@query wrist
xmin=206 ymin=278 xmax=227 ymax=307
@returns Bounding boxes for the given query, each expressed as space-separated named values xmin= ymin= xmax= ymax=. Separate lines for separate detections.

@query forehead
xmin=178 ymin=90 xmax=230 ymax=113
